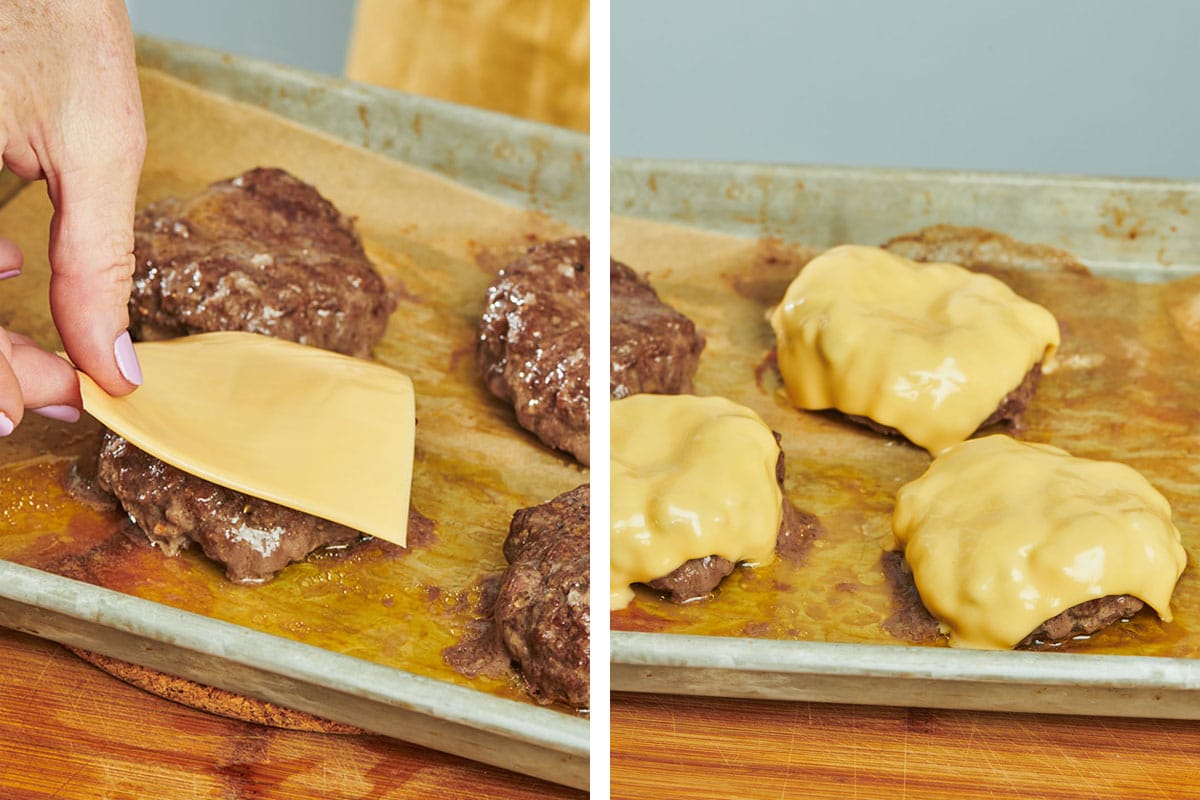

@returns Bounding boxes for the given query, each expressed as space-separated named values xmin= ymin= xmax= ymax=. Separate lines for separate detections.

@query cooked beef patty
xmin=1019 ymin=595 xmax=1145 ymax=648
xmin=643 ymin=441 xmax=822 ymax=603
xmin=881 ymin=549 xmax=1147 ymax=648
xmin=477 ymin=237 xmax=590 ymax=464
xmin=96 ymin=431 xmax=363 ymax=584
xmin=131 ymin=167 xmax=395 ymax=357
xmin=846 ymin=362 xmax=1042 ymax=441
xmin=478 ymin=238 xmax=705 ymax=463
xmin=646 ymin=555 xmax=735 ymax=603
xmin=494 ymin=484 xmax=589 ymax=708
xmin=610 ymin=258 xmax=705 ymax=399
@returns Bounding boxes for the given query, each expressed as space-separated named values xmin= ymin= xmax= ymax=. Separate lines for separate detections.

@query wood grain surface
xmin=0 ymin=628 xmax=584 ymax=799
xmin=611 ymin=691 xmax=1200 ymax=799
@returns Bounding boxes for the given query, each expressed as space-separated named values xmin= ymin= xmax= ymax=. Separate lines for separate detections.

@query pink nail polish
xmin=0 ymin=269 xmax=20 ymax=281
xmin=31 ymin=404 xmax=81 ymax=423
xmin=114 ymin=330 xmax=143 ymax=386
xmin=0 ymin=413 xmax=12 ymax=436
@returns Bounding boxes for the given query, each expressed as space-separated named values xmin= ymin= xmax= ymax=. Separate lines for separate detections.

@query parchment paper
xmin=0 ymin=68 xmax=585 ymax=708
xmin=611 ymin=215 xmax=1200 ymax=659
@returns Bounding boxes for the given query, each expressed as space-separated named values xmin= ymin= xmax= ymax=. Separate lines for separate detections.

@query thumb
xmin=46 ymin=151 xmax=144 ymax=396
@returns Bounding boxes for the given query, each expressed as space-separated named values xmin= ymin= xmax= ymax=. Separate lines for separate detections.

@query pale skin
xmin=0 ymin=0 xmax=145 ymax=433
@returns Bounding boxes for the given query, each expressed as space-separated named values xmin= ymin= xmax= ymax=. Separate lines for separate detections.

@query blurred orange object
xmin=346 ymin=0 xmax=589 ymax=132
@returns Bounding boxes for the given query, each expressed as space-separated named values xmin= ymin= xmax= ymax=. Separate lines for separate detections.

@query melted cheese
xmin=610 ymin=394 xmax=782 ymax=610
xmin=893 ymin=435 xmax=1186 ymax=649
xmin=769 ymin=245 xmax=1060 ymax=454
xmin=78 ymin=332 xmax=414 ymax=546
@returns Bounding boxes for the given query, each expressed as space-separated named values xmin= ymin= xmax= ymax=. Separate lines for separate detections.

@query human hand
xmin=0 ymin=0 xmax=146 ymax=435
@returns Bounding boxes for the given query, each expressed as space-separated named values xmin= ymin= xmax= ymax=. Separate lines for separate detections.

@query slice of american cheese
xmin=77 ymin=331 xmax=414 ymax=547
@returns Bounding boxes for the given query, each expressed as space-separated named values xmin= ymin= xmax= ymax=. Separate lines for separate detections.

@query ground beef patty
xmin=1019 ymin=595 xmax=1146 ymax=648
xmin=96 ymin=431 xmax=362 ymax=584
xmin=130 ymin=167 xmax=395 ymax=357
xmin=494 ymin=484 xmax=589 ymax=708
xmin=477 ymin=237 xmax=590 ymax=464
xmin=644 ymin=441 xmax=822 ymax=603
xmin=881 ymin=550 xmax=1148 ymax=648
xmin=610 ymin=258 xmax=705 ymax=399
xmin=478 ymin=238 xmax=705 ymax=464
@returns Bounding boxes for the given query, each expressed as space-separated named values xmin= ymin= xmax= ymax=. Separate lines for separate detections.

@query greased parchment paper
xmin=611 ymin=214 xmax=1200 ymax=658
xmin=0 ymin=69 xmax=584 ymax=707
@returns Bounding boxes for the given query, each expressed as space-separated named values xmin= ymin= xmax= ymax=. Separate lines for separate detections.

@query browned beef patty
xmin=846 ymin=363 xmax=1042 ymax=442
xmin=95 ymin=431 xmax=362 ymax=584
xmin=643 ymin=442 xmax=822 ymax=603
xmin=1019 ymin=595 xmax=1145 ymax=648
xmin=477 ymin=237 xmax=590 ymax=464
xmin=610 ymin=258 xmax=705 ymax=399
xmin=477 ymin=238 xmax=705 ymax=463
xmin=495 ymin=484 xmax=590 ymax=708
xmin=881 ymin=550 xmax=1147 ymax=648
xmin=131 ymin=167 xmax=395 ymax=358
xmin=646 ymin=555 xmax=735 ymax=603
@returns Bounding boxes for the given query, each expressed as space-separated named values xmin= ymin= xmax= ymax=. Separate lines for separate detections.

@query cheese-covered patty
xmin=893 ymin=435 xmax=1187 ymax=649
xmin=769 ymin=245 xmax=1060 ymax=454
xmin=610 ymin=394 xmax=782 ymax=610
xmin=78 ymin=332 xmax=415 ymax=548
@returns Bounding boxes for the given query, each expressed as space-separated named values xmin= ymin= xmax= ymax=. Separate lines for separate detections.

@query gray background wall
xmin=612 ymin=0 xmax=1200 ymax=179
xmin=127 ymin=1 xmax=355 ymax=77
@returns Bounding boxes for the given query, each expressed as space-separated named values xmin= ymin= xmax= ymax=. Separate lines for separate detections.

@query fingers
xmin=0 ymin=0 xmax=145 ymax=403
xmin=45 ymin=135 xmax=145 ymax=397
xmin=0 ymin=329 xmax=85 ymax=434
xmin=0 ymin=334 xmax=20 ymax=433
xmin=42 ymin=1 xmax=146 ymax=398
xmin=8 ymin=340 xmax=81 ymax=413
xmin=0 ymin=235 xmax=23 ymax=279
xmin=0 ymin=0 xmax=148 ymax=399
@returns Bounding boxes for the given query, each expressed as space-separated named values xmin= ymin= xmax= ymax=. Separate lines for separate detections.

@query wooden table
xmin=611 ymin=691 xmax=1200 ymax=799
xmin=0 ymin=627 xmax=584 ymax=799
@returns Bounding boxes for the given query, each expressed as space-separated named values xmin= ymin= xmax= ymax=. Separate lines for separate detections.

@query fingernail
xmin=114 ymin=330 xmax=143 ymax=386
xmin=31 ymin=404 xmax=81 ymax=423
xmin=0 ymin=413 xmax=12 ymax=437
xmin=0 ymin=269 xmax=20 ymax=281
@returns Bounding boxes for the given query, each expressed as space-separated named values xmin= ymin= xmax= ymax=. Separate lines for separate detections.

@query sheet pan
xmin=136 ymin=37 xmax=588 ymax=230
xmin=610 ymin=156 xmax=1200 ymax=719
xmin=0 ymin=40 xmax=589 ymax=789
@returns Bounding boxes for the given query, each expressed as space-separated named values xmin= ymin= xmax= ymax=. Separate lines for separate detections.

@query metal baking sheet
xmin=610 ymin=156 xmax=1200 ymax=719
xmin=0 ymin=39 xmax=588 ymax=789
xmin=136 ymin=37 xmax=588 ymax=231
